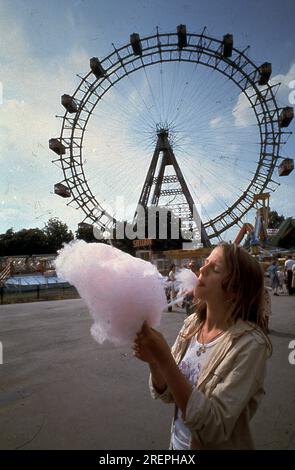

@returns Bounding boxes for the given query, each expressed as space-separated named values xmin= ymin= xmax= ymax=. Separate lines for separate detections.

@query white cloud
xmin=0 ymin=9 xmax=94 ymax=233
xmin=232 ymin=63 xmax=295 ymax=128
xmin=209 ymin=116 xmax=223 ymax=128
xmin=270 ymin=63 xmax=295 ymax=106
xmin=232 ymin=91 xmax=255 ymax=128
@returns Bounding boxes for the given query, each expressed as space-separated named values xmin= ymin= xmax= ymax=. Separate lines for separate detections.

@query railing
xmin=0 ymin=284 xmax=79 ymax=305
xmin=0 ymin=263 xmax=11 ymax=287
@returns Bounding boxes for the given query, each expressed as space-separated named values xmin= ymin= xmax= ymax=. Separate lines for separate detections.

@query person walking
xmin=285 ymin=255 xmax=295 ymax=295
xmin=268 ymin=260 xmax=280 ymax=296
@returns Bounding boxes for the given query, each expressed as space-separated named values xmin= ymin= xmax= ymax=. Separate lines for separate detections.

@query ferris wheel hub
xmin=156 ymin=123 xmax=169 ymax=138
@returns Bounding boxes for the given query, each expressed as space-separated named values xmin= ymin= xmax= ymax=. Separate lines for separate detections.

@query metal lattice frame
xmin=51 ymin=28 xmax=291 ymax=239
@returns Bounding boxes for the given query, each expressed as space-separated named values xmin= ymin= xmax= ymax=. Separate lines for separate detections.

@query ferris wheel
xmin=49 ymin=25 xmax=293 ymax=242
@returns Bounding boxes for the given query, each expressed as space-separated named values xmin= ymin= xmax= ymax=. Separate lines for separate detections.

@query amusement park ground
xmin=0 ymin=295 xmax=294 ymax=450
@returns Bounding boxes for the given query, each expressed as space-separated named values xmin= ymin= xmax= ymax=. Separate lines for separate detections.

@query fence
xmin=0 ymin=263 xmax=11 ymax=286
xmin=0 ymin=284 xmax=79 ymax=305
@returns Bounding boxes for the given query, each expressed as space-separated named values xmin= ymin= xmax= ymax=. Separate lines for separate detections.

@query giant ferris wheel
xmin=49 ymin=25 xmax=293 ymax=244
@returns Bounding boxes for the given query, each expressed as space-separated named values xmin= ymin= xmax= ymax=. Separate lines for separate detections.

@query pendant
xmin=196 ymin=345 xmax=206 ymax=356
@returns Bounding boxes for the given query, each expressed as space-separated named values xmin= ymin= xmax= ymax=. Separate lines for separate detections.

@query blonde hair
xmin=190 ymin=242 xmax=267 ymax=333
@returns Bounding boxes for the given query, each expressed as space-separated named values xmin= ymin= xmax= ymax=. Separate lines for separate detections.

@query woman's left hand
xmin=133 ymin=321 xmax=173 ymax=367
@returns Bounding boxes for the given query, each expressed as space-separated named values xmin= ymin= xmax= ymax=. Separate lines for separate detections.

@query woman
xmin=133 ymin=243 xmax=271 ymax=450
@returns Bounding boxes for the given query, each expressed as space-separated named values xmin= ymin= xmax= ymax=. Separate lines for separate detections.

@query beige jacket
xmin=149 ymin=314 xmax=272 ymax=450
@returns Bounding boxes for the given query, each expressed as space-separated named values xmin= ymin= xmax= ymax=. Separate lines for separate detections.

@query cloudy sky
xmin=0 ymin=0 xmax=294 ymax=242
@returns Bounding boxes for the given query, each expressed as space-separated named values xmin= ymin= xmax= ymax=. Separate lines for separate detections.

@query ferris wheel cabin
xmin=90 ymin=58 xmax=106 ymax=79
xmin=130 ymin=33 xmax=142 ymax=56
xmin=54 ymin=183 xmax=71 ymax=198
xmin=61 ymin=94 xmax=78 ymax=114
xmin=222 ymin=34 xmax=233 ymax=58
xmin=278 ymin=158 xmax=294 ymax=176
xmin=258 ymin=62 xmax=272 ymax=85
xmin=279 ymin=106 xmax=294 ymax=127
xmin=177 ymin=24 xmax=187 ymax=49
xmin=49 ymin=138 xmax=66 ymax=155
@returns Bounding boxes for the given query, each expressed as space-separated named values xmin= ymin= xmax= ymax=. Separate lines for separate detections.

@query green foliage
xmin=268 ymin=210 xmax=285 ymax=229
xmin=43 ymin=218 xmax=74 ymax=252
xmin=0 ymin=218 xmax=74 ymax=256
xmin=0 ymin=227 xmax=49 ymax=256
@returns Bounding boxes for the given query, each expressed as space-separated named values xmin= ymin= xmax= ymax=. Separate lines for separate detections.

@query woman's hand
xmin=133 ymin=321 xmax=173 ymax=367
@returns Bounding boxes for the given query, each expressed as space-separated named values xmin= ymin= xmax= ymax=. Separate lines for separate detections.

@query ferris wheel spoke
xmin=141 ymin=63 xmax=164 ymax=122
xmin=166 ymin=61 xmax=201 ymax=124
xmin=181 ymin=157 xmax=231 ymax=215
xmin=179 ymin=147 xmax=248 ymax=203
xmin=95 ymin=85 xmax=156 ymax=131
xmin=165 ymin=61 xmax=181 ymax=120
xmin=179 ymin=151 xmax=231 ymax=206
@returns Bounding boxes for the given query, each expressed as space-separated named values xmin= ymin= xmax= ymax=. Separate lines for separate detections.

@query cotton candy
xmin=55 ymin=240 xmax=166 ymax=345
xmin=175 ymin=268 xmax=198 ymax=295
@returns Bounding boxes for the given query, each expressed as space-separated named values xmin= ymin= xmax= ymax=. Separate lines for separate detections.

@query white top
xmin=168 ymin=270 xmax=176 ymax=282
xmin=171 ymin=332 xmax=225 ymax=450
xmin=285 ymin=259 xmax=295 ymax=270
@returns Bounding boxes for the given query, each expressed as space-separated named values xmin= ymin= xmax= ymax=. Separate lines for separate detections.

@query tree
xmin=43 ymin=218 xmax=74 ymax=252
xmin=0 ymin=227 xmax=48 ymax=256
xmin=268 ymin=210 xmax=285 ymax=229
xmin=0 ymin=228 xmax=15 ymax=256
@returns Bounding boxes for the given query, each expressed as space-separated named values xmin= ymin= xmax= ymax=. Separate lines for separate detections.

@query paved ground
xmin=0 ymin=294 xmax=294 ymax=450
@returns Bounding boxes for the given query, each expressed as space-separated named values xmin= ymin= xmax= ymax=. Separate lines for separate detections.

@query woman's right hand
xmin=133 ymin=321 xmax=172 ymax=367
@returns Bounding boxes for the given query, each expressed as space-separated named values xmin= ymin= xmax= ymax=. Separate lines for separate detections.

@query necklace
xmin=196 ymin=343 xmax=206 ymax=356
xmin=196 ymin=328 xmax=225 ymax=356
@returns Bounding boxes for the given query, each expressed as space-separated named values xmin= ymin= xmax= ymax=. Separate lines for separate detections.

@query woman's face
xmin=194 ymin=246 xmax=230 ymax=304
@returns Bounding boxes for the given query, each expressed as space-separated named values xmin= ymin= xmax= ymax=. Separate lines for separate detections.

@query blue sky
xmin=0 ymin=0 xmax=294 ymax=242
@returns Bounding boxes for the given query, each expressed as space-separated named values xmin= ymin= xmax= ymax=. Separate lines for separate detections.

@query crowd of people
xmin=268 ymin=254 xmax=295 ymax=296
xmin=166 ymin=253 xmax=295 ymax=310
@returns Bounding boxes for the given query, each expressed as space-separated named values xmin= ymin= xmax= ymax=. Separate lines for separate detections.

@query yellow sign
xmin=133 ymin=239 xmax=153 ymax=248
xmin=163 ymin=247 xmax=212 ymax=258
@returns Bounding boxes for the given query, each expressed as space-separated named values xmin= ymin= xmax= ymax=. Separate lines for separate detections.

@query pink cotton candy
xmin=175 ymin=268 xmax=198 ymax=295
xmin=55 ymin=240 xmax=166 ymax=345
